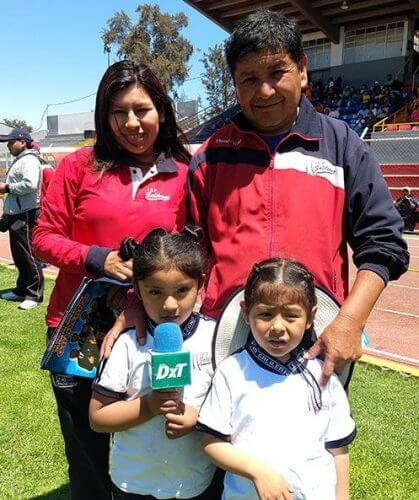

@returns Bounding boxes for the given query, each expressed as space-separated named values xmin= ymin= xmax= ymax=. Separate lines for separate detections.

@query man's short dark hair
xmin=225 ymin=10 xmax=305 ymax=76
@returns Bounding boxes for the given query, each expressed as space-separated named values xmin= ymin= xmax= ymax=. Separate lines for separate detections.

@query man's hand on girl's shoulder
xmin=100 ymin=307 xmax=147 ymax=358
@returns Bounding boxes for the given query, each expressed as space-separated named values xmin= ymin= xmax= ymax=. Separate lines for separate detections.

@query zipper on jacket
xmin=269 ymin=165 xmax=275 ymax=257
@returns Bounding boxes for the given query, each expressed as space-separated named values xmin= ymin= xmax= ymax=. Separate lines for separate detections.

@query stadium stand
xmin=187 ymin=78 xmax=413 ymax=142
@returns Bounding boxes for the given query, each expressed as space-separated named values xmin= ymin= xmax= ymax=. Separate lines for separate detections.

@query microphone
xmin=150 ymin=323 xmax=191 ymax=390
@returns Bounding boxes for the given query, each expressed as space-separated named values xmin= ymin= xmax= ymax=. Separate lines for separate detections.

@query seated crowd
xmin=196 ymin=75 xmax=414 ymax=141
xmin=307 ymin=75 xmax=414 ymax=135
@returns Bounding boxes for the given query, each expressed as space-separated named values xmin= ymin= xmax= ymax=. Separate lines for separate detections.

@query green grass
xmin=349 ymin=364 xmax=419 ymax=499
xmin=0 ymin=266 xmax=69 ymax=499
xmin=0 ymin=265 xmax=418 ymax=499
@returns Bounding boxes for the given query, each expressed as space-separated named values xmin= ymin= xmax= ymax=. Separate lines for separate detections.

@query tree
xmin=101 ymin=4 xmax=193 ymax=93
xmin=2 ymin=118 xmax=33 ymax=132
xmin=200 ymin=43 xmax=235 ymax=114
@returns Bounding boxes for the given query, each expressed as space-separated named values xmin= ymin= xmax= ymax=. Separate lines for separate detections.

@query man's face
xmin=7 ymin=139 xmax=27 ymax=157
xmin=234 ymin=49 xmax=308 ymax=135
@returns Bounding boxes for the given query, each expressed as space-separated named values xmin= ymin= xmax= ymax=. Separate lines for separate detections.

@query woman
xmin=33 ymin=60 xmax=191 ymax=500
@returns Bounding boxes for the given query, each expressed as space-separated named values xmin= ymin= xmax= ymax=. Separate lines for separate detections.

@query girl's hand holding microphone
xmin=144 ymin=389 xmax=180 ymax=417
xmin=165 ymin=404 xmax=198 ymax=439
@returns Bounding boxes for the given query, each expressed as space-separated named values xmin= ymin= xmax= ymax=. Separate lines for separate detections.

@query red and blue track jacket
xmin=190 ymin=95 xmax=409 ymax=319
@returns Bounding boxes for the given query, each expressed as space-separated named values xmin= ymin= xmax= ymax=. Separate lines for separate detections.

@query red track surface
xmin=349 ymin=236 xmax=419 ymax=369
xmin=1 ymin=229 xmax=418 ymax=370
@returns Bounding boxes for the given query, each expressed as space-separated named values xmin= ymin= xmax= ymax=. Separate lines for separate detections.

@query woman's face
xmin=109 ymin=83 xmax=162 ymax=159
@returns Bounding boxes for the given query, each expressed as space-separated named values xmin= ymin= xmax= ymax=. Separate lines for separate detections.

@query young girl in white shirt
xmin=198 ymin=258 xmax=356 ymax=500
xmin=89 ymin=227 xmax=218 ymax=499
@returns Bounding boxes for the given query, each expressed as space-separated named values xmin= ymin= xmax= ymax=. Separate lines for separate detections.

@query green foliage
xmin=0 ymin=266 xmax=417 ymax=499
xmin=200 ymin=43 xmax=235 ymax=113
xmin=102 ymin=4 xmax=193 ymax=92
xmin=2 ymin=118 xmax=33 ymax=132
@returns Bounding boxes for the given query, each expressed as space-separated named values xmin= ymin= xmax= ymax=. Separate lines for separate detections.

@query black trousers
xmin=9 ymin=209 xmax=44 ymax=302
xmin=49 ymin=328 xmax=112 ymax=500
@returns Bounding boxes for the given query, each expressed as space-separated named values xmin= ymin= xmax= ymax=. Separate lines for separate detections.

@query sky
xmin=0 ymin=0 xmax=228 ymax=131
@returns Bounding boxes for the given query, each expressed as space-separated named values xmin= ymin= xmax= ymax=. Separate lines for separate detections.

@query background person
xmin=0 ymin=128 xmax=44 ymax=309
xmin=33 ymin=60 xmax=191 ymax=500
xmin=394 ymin=187 xmax=418 ymax=232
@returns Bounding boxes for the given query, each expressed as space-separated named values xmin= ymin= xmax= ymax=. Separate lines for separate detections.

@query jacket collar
xmin=231 ymin=94 xmax=323 ymax=143
xmin=155 ymin=153 xmax=179 ymax=174
xmin=14 ymin=148 xmax=40 ymax=161
xmin=123 ymin=153 xmax=179 ymax=174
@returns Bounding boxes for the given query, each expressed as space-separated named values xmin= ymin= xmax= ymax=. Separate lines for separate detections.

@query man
xmin=394 ymin=187 xmax=418 ymax=232
xmin=188 ymin=11 xmax=409 ymax=385
xmin=0 ymin=128 xmax=44 ymax=309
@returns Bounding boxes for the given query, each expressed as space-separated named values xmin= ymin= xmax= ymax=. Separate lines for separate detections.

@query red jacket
xmin=40 ymin=164 xmax=55 ymax=202
xmin=190 ymin=96 xmax=408 ymax=319
xmin=34 ymin=147 xmax=188 ymax=327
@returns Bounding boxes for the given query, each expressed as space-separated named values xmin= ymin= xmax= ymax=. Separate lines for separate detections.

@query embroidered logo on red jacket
xmin=145 ymin=188 xmax=170 ymax=201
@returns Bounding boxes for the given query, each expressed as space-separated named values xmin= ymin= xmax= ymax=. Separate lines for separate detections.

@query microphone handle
xmin=176 ymin=387 xmax=185 ymax=415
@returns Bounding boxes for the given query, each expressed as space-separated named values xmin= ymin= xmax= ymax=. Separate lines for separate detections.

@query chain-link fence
xmin=364 ymin=134 xmax=419 ymax=203
xmin=365 ymin=133 xmax=419 ymax=164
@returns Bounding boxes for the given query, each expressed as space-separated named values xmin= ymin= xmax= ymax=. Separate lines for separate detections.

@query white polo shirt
xmin=197 ymin=342 xmax=356 ymax=500
xmin=94 ymin=313 xmax=216 ymax=498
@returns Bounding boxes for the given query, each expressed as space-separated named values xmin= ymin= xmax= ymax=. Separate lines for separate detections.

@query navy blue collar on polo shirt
xmin=145 ymin=312 xmax=200 ymax=341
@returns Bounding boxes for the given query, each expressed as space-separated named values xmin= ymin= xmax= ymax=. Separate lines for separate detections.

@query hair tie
xmin=182 ymin=225 xmax=203 ymax=243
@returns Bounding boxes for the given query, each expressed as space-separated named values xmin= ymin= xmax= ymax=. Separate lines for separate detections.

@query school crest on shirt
xmin=193 ymin=352 xmax=212 ymax=370
xmin=145 ymin=188 xmax=170 ymax=201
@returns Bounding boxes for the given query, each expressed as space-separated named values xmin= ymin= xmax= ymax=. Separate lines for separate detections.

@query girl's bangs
xmin=252 ymin=282 xmax=311 ymax=310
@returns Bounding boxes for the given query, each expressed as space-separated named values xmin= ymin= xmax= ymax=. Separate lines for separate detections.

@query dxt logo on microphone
xmin=156 ymin=363 xmax=188 ymax=380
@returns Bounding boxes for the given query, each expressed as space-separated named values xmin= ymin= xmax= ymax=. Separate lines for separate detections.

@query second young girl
xmin=89 ymin=227 xmax=217 ymax=499
xmin=198 ymin=258 xmax=356 ymax=500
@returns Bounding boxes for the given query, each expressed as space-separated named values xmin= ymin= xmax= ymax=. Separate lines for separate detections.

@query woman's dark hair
xmin=119 ymin=226 xmax=206 ymax=287
xmin=93 ymin=60 xmax=191 ymax=172
xmin=225 ymin=10 xmax=305 ymax=77
xmin=244 ymin=257 xmax=317 ymax=315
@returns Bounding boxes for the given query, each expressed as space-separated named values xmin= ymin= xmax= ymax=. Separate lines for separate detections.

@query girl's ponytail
xmin=119 ymin=237 xmax=138 ymax=262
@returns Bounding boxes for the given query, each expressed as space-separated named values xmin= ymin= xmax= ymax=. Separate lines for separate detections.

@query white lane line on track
xmin=374 ymin=307 xmax=419 ymax=318
xmin=363 ymin=347 xmax=419 ymax=365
